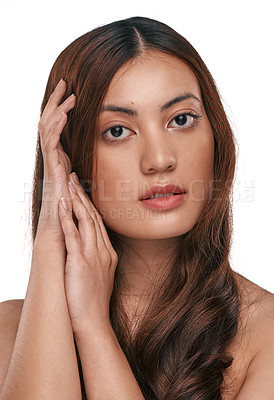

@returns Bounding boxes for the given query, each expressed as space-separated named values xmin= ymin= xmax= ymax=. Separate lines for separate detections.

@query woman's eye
xmin=169 ymin=113 xmax=201 ymax=129
xmin=102 ymin=125 xmax=132 ymax=141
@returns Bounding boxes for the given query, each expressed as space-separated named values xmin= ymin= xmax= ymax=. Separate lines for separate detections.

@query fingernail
xmin=68 ymin=181 xmax=77 ymax=193
xmin=72 ymin=172 xmax=79 ymax=184
xmin=56 ymin=78 xmax=64 ymax=89
xmin=64 ymin=94 xmax=75 ymax=102
xmin=61 ymin=197 xmax=69 ymax=210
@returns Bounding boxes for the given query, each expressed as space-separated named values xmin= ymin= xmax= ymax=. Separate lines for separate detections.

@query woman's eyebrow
xmin=100 ymin=105 xmax=137 ymax=116
xmin=100 ymin=93 xmax=201 ymax=116
xmin=161 ymin=93 xmax=201 ymax=111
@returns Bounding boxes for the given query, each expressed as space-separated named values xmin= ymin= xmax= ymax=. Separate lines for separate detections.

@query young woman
xmin=0 ymin=16 xmax=273 ymax=400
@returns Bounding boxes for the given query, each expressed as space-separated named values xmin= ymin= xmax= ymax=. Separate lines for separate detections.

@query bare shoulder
xmin=0 ymin=299 xmax=24 ymax=329
xmin=229 ymin=274 xmax=274 ymax=399
xmin=236 ymin=273 xmax=274 ymax=337
xmin=0 ymin=299 xmax=24 ymax=389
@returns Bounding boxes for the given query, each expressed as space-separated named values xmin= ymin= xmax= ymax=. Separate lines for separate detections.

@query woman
xmin=0 ymin=16 xmax=273 ymax=400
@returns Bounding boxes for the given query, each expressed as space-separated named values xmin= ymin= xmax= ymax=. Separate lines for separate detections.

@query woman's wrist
xmin=33 ymin=228 xmax=65 ymax=249
xmin=73 ymin=319 xmax=145 ymax=400
xmin=31 ymin=231 xmax=66 ymax=275
xmin=35 ymin=215 xmax=65 ymax=242
xmin=74 ymin=319 xmax=115 ymax=345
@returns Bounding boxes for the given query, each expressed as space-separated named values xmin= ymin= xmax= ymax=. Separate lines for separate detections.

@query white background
xmin=0 ymin=0 xmax=273 ymax=302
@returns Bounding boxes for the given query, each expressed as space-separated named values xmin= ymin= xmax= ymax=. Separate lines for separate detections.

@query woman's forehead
xmin=103 ymin=51 xmax=202 ymax=109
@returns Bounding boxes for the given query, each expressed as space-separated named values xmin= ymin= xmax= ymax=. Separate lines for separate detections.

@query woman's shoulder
xmin=0 ymin=299 xmax=23 ymax=327
xmin=225 ymin=273 xmax=274 ymax=399
xmin=0 ymin=299 xmax=24 ymax=389
xmin=234 ymin=273 xmax=274 ymax=359
xmin=235 ymin=272 xmax=274 ymax=333
xmin=0 ymin=299 xmax=24 ymax=344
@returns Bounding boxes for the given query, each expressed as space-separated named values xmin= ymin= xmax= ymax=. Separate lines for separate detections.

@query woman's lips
xmin=139 ymin=184 xmax=187 ymax=210
xmin=140 ymin=192 xmax=187 ymax=210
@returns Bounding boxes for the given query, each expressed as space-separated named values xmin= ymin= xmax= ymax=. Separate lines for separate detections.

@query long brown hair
xmin=32 ymin=17 xmax=239 ymax=399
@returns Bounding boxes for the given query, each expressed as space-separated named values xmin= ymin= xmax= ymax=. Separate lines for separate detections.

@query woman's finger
xmin=69 ymin=174 xmax=115 ymax=255
xmin=42 ymin=93 xmax=76 ymax=132
xmin=42 ymin=111 xmax=67 ymax=157
xmin=39 ymin=96 xmax=76 ymax=146
xmin=38 ymin=79 xmax=66 ymax=136
xmin=68 ymin=183 xmax=99 ymax=257
xmin=39 ymin=80 xmax=76 ymax=148
xmin=58 ymin=197 xmax=83 ymax=257
xmin=41 ymin=79 xmax=68 ymax=118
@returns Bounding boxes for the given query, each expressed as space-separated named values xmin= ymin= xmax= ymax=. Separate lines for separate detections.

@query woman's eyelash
xmin=100 ymin=124 xmax=132 ymax=142
xmin=169 ymin=112 xmax=202 ymax=128
xmin=188 ymin=112 xmax=202 ymax=119
xmin=100 ymin=112 xmax=202 ymax=141
xmin=101 ymin=124 xmax=119 ymax=136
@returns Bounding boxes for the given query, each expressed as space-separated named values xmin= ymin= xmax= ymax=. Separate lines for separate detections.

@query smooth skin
xmin=0 ymin=80 xmax=81 ymax=399
xmin=0 ymin=78 xmax=145 ymax=400
xmin=94 ymin=52 xmax=215 ymax=240
xmin=0 ymin=52 xmax=274 ymax=399
xmin=93 ymin=53 xmax=215 ymax=304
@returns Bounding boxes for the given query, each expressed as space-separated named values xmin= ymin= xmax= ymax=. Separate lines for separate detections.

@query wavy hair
xmin=31 ymin=17 xmax=240 ymax=399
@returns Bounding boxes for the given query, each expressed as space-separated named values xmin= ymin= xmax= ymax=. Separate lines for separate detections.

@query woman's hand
xmin=58 ymin=173 xmax=118 ymax=336
xmin=36 ymin=79 xmax=76 ymax=241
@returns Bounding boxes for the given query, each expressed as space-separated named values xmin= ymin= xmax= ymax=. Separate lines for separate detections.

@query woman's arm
xmin=58 ymin=175 xmax=145 ymax=400
xmin=0 ymin=80 xmax=82 ymax=399
xmin=0 ymin=301 xmax=23 ymax=390
xmin=75 ymin=326 xmax=145 ymax=399
xmin=0 ymin=238 xmax=81 ymax=400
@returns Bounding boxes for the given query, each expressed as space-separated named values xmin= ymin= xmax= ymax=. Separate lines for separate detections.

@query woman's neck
xmin=117 ymin=236 xmax=180 ymax=299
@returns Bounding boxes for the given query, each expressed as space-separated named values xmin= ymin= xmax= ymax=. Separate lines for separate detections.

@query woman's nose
xmin=140 ymin=134 xmax=177 ymax=175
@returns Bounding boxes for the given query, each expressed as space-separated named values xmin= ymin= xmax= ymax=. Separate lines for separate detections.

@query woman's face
xmin=93 ymin=51 xmax=214 ymax=239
